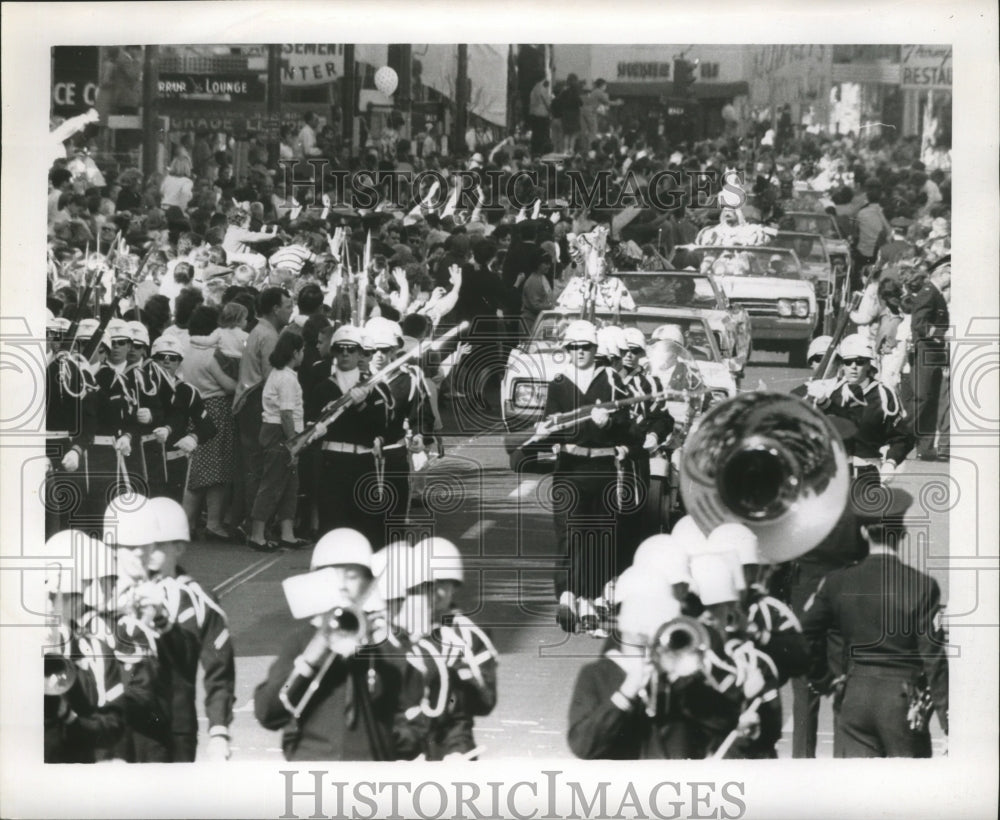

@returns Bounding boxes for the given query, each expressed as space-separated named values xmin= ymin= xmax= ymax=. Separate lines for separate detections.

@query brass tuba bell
xmin=679 ymin=392 xmax=850 ymax=564
xmin=44 ymin=654 xmax=78 ymax=697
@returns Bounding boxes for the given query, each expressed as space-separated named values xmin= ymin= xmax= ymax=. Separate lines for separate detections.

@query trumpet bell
xmin=44 ymin=654 xmax=77 ymax=697
xmin=650 ymin=616 xmax=714 ymax=681
xmin=679 ymin=392 xmax=850 ymax=564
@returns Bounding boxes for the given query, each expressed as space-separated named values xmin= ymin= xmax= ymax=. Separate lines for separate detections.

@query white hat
xmin=103 ymin=494 xmax=158 ymax=547
xmin=707 ymin=523 xmax=759 ymax=566
xmin=632 ymin=534 xmax=693 ymax=585
xmin=690 ymin=553 xmax=740 ymax=606
xmin=612 ymin=565 xmax=671 ymax=605
xmin=74 ymin=318 xmax=100 ymax=341
xmin=282 ymin=568 xmax=353 ymax=620
xmin=561 ymin=319 xmax=598 ymax=346
xmin=622 ymin=327 xmax=646 ymax=350
xmin=807 ymin=335 xmax=833 ymax=361
xmin=838 ymin=333 xmax=874 ymax=360
xmin=596 ymin=325 xmax=627 ymax=357
xmin=151 ymin=335 xmax=184 ymax=358
xmin=371 ymin=541 xmax=413 ymax=602
xmin=106 ymin=318 xmax=130 ymax=340
xmin=332 ymin=325 xmax=364 ymax=346
xmin=651 ymin=324 xmax=685 ymax=345
xmin=617 ymin=590 xmax=681 ymax=642
xmin=311 ymin=528 xmax=373 ymax=571
xmin=150 ymin=496 xmax=190 ymax=542
xmin=671 ymin=515 xmax=709 ymax=557
xmin=44 ymin=530 xmax=100 ymax=594
xmin=126 ymin=321 xmax=150 ymax=347
xmin=363 ymin=317 xmax=403 ymax=348
xmin=423 ymin=536 xmax=464 ymax=585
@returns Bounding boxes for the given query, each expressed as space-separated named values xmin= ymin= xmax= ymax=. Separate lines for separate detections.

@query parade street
xmin=184 ymin=350 xmax=949 ymax=760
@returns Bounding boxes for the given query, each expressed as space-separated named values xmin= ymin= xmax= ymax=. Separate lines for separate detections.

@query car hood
xmin=715 ymin=275 xmax=815 ymax=300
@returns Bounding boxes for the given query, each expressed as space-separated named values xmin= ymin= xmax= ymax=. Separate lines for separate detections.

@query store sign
xmin=166 ymin=111 xmax=283 ymax=139
xmin=617 ymin=62 xmax=671 ymax=80
xmin=157 ymin=73 xmax=266 ymax=101
xmin=51 ymin=46 xmax=100 ymax=117
xmin=901 ymin=45 xmax=952 ymax=89
xmin=281 ymin=44 xmax=344 ymax=85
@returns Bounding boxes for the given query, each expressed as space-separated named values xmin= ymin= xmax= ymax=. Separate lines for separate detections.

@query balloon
xmin=374 ymin=66 xmax=399 ymax=97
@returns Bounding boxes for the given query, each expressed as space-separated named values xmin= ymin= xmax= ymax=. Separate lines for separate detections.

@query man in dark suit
xmin=801 ymin=486 xmax=949 ymax=757
xmin=908 ymin=260 xmax=950 ymax=459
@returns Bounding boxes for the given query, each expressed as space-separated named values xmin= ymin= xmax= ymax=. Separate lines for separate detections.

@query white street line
xmin=501 ymin=719 xmax=539 ymax=726
xmin=460 ymin=519 xmax=495 ymax=540
xmin=509 ymin=479 xmax=538 ymax=498
xmin=214 ymin=555 xmax=283 ymax=599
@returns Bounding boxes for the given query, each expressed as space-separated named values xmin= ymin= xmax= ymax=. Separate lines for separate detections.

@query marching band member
xmin=792 ymin=335 xmax=835 ymax=399
xmin=127 ymin=320 xmax=171 ymax=495
xmin=808 ymin=333 xmax=915 ymax=483
xmin=146 ymin=335 xmax=216 ymax=501
xmin=254 ymin=530 xmax=427 ymax=761
xmin=45 ymin=311 xmax=96 ymax=536
xmin=105 ymin=495 xmax=235 ymax=761
xmin=801 ymin=487 xmax=948 ymax=757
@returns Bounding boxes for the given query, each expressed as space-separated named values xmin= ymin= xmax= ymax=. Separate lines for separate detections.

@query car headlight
xmin=513 ymin=381 xmax=546 ymax=409
xmin=794 ymin=300 xmax=810 ymax=318
xmin=777 ymin=299 xmax=793 ymax=317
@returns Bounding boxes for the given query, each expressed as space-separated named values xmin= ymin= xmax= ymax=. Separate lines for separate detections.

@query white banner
xmin=281 ymin=44 xmax=344 ymax=86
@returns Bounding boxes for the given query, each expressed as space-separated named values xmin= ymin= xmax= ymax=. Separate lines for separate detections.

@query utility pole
xmin=141 ymin=45 xmax=159 ymax=178
xmin=455 ymin=44 xmax=468 ymax=155
xmin=266 ymin=44 xmax=283 ymax=167
xmin=342 ymin=44 xmax=355 ymax=152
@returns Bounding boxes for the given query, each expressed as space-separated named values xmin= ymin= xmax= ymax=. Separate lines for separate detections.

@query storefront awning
xmin=607 ymin=81 xmax=749 ymax=100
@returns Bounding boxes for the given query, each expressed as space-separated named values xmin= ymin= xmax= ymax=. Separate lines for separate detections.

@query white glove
xmin=313 ymin=421 xmax=328 ymax=438
xmin=60 ymin=449 xmax=80 ymax=472
xmin=347 ymin=385 xmax=371 ymax=406
xmin=407 ymin=434 xmax=425 ymax=454
xmin=590 ymin=406 xmax=611 ymax=428
xmin=175 ymin=435 xmax=197 ymax=454
xmin=205 ymin=735 xmax=231 ymax=761
xmin=880 ymin=460 xmax=897 ymax=483
xmin=805 ymin=378 xmax=838 ymax=403
xmin=152 ymin=427 xmax=170 ymax=444
xmin=136 ymin=408 xmax=152 ymax=425
xmin=643 ymin=432 xmax=659 ymax=451
xmin=737 ymin=710 xmax=762 ymax=740
xmin=114 ymin=435 xmax=132 ymax=457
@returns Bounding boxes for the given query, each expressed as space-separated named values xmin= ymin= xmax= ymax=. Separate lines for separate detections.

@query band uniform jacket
xmin=801 ymin=552 xmax=949 ymax=734
xmin=90 ymin=363 xmax=138 ymax=439
xmin=152 ymin=572 xmax=235 ymax=743
xmin=254 ymin=622 xmax=427 ymax=761
xmin=542 ymin=366 xmax=642 ymax=453
xmin=304 ymin=368 xmax=383 ymax=447
xmin=822 ymin=379 xmax=915 ymax=464
xmin=567 ymin=648 xmax=739 ymax=760
xmin=620 ymin=367 xmax=675 ymax=446
xmin=46 ymin=352 xmax=97 ymax=449
xmin=746 ymin=593 xmax=809 ymax=686
xmin=165 ymin=379 xmax=217 ymax=448
xmin=373 ymin=363 xmax=437 ymax=446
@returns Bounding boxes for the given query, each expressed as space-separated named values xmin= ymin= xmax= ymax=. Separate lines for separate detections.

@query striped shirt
xmin=268 ymin=244 xmax=317 ymax=275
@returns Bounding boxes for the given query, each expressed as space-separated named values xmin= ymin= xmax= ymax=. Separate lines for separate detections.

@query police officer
xmin=801 ymin=487 xmax=949 ymax=757
xmin=536 ymin=319 xmax=642 ymax=635
xmin=811 ymin=333 xmax=915 ymax=484
xmin=45 ymin=311 xmax=96 ymax=536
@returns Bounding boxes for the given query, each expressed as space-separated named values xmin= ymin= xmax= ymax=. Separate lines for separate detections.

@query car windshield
xmin=615 ymin=273 xmax=720 ymax=309
xmin=778 ymin=214 xmax=840 ymax=239
xmin=531 ymin=311 xmax=717 ymax=362
xmin=771 ymin=234 xmax=828 ymax=263
xmin=684 ymin=247 xmax=803 ymax=280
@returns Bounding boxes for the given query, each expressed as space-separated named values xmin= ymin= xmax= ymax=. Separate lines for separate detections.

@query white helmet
xmin=617 ymin=590 xmax=681 ymax=643
xmin=671 ymin=515 xmax=708 ymax=557
xmin=838 ymin=333 xmax=874 ymax=361
xmin=74 ymin=318 xmax=100 ymax=342
xmin=106 ymin=318 xmax=131 ymax=341
xmin=561 ymin=319 xmax=598 ymax=346
xmin=807 ymin=335 xmax=833 ymax=361
xmin=423 ymin=536 xmax=464 ymax=585
xmin=363 ymin=317 xmax=403 ymax=348
xmin=707 ymin=523 xmax=760 ymax=566
xmin=103 ymin=494 xmax=159 ymax=547
xmin=44 ymin=530 xmax=98 ymax=594
xmin=690 ymin=553 xmax=740 ymax=606
xmin=282 ymin=568 xmax=352 ymax=620
xmin=151 ymin=335 xmax=184 ymax=358
xmin=622 ymin=327 xmax=646 ymax=350
xmin=612 ymin=564 xmax=671 ymax=605
xmin=632 ymin=534 xmax=693 ymax=585
xmin=126 ymin=320 xmax=150 ymax=348
xmin=651 ymin=324 xmax=685 ymax=345
xmin=311 ymin=528 xmax=373 ymax=571
xmin=332 ymin=325 xmax=364 ymax=346
xmin=150 ymin=497 xmax=190 ymax=542
xmin=80 ymin=539 xmax=118 ymax=611
xmin=596 ymin=325 xmax=627 ymax=358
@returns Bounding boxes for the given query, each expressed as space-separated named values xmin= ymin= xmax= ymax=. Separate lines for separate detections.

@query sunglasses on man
xmin=625 ymin=346 xmax=645 ymax=355
xmin=565 ymin=343 xmax=596 ymax=352
xmin=841 ymin=357 xmax=871 ymax=367
xmin=111 ymin=338 xmax=131 ymax=348
xmin=155 ymin=353 xmax=182 ymax=363
xmin=333 ymin=344 xmax=361 ymax=354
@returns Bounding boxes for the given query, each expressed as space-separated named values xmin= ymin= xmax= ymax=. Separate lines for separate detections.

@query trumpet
xmin=649 ymin=616 xmax=713 ymax=683
xmin=679 ymin=392 xmax=850 ymax=564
